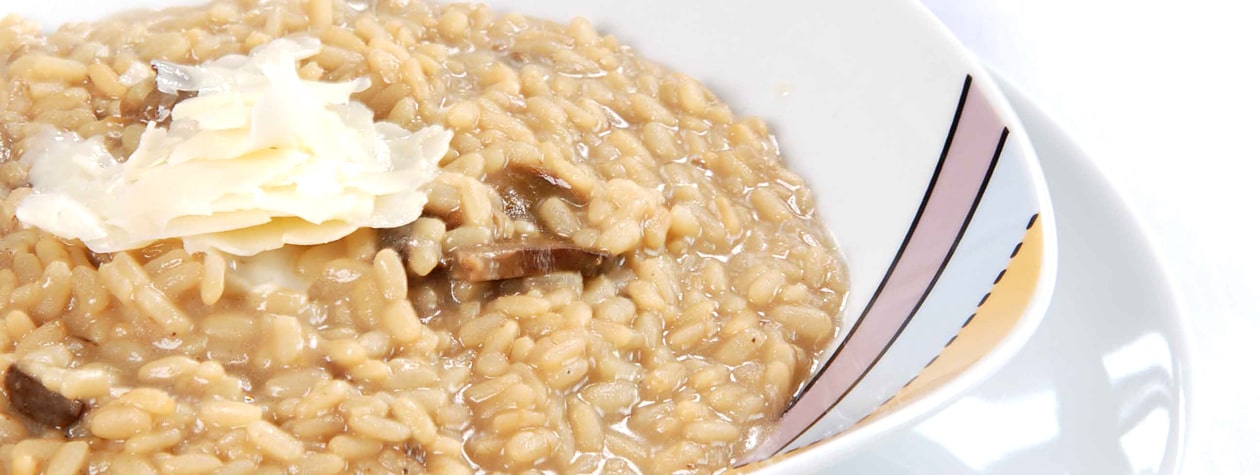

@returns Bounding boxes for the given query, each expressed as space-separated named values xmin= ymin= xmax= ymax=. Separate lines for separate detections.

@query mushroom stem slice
xmin=449 ymin=240 xmax=610 ymax=282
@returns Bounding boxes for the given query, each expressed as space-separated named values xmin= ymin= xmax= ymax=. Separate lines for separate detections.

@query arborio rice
xmin=0 ymin=0 xmax=847 ymax=473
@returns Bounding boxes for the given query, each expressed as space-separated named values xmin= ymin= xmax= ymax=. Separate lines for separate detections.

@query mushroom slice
xmin=509 ymin=162 xmax=590 ymax=202
xmin=3 ymin=366 xmax=84 ymax=430
xmin=449 ymin=239 xmax=610 ymax=282
xmin=123 ymin=88 xmax=196 ymax=127
xmin=484 ymin=162 xmax=591 ymax=222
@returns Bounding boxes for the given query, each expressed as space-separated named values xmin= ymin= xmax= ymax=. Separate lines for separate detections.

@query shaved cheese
xmin=16 ymin=37 xmax=453 ymax=256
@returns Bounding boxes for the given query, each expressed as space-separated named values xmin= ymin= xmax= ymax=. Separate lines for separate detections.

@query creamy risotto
xmin=0 ymin=1 xmax=847 ymax=473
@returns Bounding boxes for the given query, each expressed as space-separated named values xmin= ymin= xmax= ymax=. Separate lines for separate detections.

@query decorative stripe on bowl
xmin=738 ymin=74 xmax=1046 ymax=466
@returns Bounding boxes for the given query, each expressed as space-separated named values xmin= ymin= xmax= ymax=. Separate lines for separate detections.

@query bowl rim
xmin=746 ymin=0 xmax=1060 ymax=470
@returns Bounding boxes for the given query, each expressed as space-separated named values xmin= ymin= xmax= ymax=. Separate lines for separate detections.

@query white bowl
xmin=485 ymin=2 xmax=1059 ymax=470
xmin=6 ymin=0 xmax=1058 ymax=470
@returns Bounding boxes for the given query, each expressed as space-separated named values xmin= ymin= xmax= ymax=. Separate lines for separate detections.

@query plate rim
xmin=991 ymin=69 xmax=1194 ymax=474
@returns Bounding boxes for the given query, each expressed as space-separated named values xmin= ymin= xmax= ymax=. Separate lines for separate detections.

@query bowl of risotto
xmin=0 ymin=0 xmax=1056 ymax=473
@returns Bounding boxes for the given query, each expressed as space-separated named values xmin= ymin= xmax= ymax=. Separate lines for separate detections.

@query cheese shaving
xmin=16 ymin=36 xmax=452 ymax=256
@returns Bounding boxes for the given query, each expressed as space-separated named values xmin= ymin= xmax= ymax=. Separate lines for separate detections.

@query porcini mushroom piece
xmin=3 ymin=366 xmax=84 ymax=430
xmin=449 ymin=239 xmax=610 ymax=282
xmin=484 ymin=162 xmax=591 ymax=221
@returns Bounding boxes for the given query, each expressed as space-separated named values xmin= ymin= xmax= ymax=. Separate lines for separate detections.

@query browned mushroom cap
xmin=510 ymin=162 xmax=591 ymax=203
xmin=485 ymin=162 xmax=591 ymax=221
xmin=449 ymin=239 xmax=611 ymax=282
xmin=3 ymin=365 xmax=84 ymax=430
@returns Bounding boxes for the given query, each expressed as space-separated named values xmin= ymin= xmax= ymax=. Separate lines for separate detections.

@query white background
xmin=918 ymin=1 xmax=1260 ymax=472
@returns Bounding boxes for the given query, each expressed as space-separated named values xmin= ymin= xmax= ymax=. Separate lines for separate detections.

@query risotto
xmin=0 ymin=1 xmax=847 ymax=474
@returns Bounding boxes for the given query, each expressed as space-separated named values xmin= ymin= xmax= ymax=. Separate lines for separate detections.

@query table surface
xmin=917 ymin=1 xmax=1260 ymax=473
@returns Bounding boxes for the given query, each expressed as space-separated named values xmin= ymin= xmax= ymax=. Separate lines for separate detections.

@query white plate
xmin=817 ymin=76 xmax=1192 ymax=473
